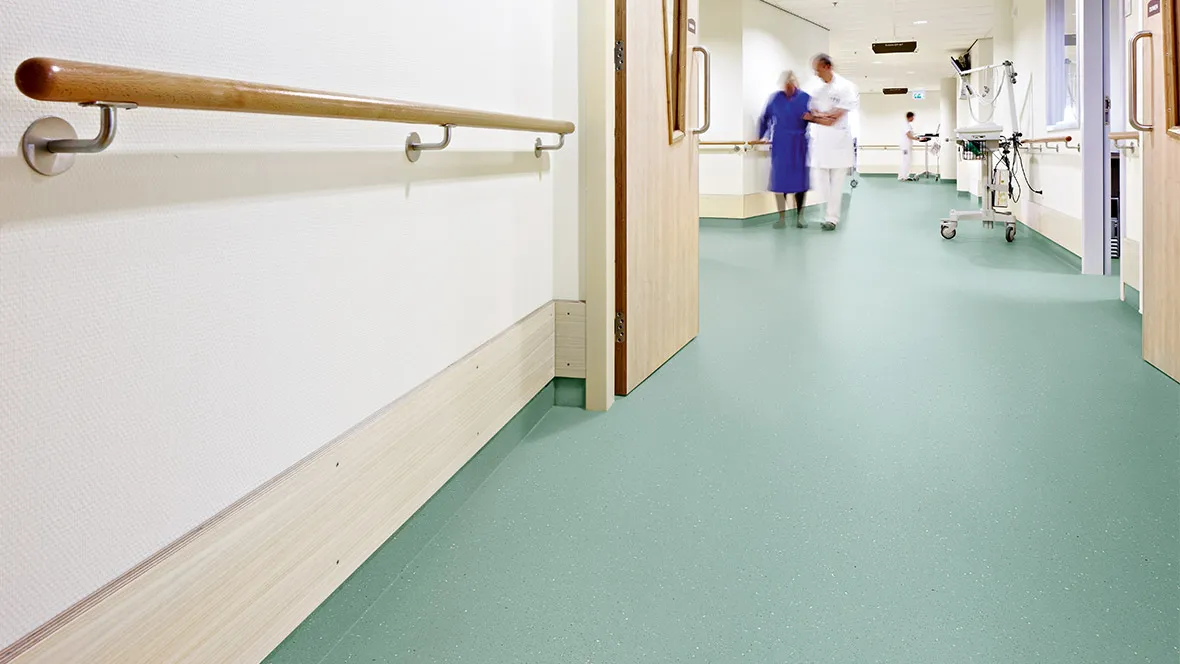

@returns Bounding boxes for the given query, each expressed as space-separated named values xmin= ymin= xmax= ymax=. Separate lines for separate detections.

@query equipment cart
xmin=919 ymin=134 xmax=941 ymax=181
xmin=941 ymin=133 xmax=1017 ymax=242
xmin=941 ymin=59 xmax=1032 ymax=243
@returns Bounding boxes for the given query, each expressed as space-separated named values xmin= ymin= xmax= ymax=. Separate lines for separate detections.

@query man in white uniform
xmin=900 ymin=111 xmax=917 ymax=181
xmin=899 ymin=112 xmax=929 ymax=181
xmin=806 ymin=53 xmax=859 ymax=231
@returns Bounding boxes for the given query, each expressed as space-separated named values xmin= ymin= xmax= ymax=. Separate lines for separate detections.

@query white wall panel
xmin=0 ymin=0 xmax=571 ymax=647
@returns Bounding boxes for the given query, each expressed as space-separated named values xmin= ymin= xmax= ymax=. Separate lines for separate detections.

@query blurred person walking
xmin=806 ymin=53 xmax=859 ymax=231
xmin=758 ymin=70 xmax=813 ymax=229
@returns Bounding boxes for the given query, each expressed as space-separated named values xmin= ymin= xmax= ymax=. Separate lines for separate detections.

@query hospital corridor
xmin=262 ymin=178 xmax=1179 ymax=663
xmin=2 ymin=1 xmax=1179 ymax=663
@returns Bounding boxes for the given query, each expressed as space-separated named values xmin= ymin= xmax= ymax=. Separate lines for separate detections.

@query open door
xmin=1134 ymin=0 xmax=1180 ymax=381
xmin=614 ymin=0 xmax=706 ymax=395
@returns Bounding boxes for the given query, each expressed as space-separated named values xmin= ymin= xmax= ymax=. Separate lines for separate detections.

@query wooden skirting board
xmin=1122 ymin=237 xmax=1142 ymax=306
xmin=1 ymin=300 xmax=587 ymax=664
xmin=742 ymin=192 xmax=785 ymax=219
xmin=699 ymin=194 xmax=745 ymax=219
xmin=555 ymin=300 xmax=587 ymax=378
xmin=699 ymin=192 xmax=828 ymax=221
xmin=1015 ymin=198 xmax=1083 ymax=259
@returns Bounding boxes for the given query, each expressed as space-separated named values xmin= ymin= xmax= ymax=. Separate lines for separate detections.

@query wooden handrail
xmin=700 ymin=140 xmax=770 ymax=146
xmin=15 ymin=57 xmax=575 ymax=135
xmin=1021 ymin=135 xmax=1072 ymax=144
xmin=703 ymin=141 xmax=934 ymax=151
xmin=858 ymin=143 xmax=930 ymax=150
xmin=1109 ymin=131 xmax=1139 ymax=141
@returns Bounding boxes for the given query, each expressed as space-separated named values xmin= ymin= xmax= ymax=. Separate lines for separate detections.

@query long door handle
xmin=692 ymin=45 xmax=712 ymax=135
xmin=1130 ymin=31 xmax=1154 ymax=131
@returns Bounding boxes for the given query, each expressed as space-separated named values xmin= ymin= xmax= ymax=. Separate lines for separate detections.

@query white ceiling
xmin=765 ymin=0 xmax=995 ymax=93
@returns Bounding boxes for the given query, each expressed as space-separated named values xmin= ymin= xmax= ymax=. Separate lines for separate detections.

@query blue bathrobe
xmin=758 ymin=90 xmax=811 ymax=194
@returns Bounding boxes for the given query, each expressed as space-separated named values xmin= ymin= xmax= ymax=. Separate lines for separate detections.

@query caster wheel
xmin=1006 ymin=226 xmax=1016 ymax=242
xmin=941 ymin=226 xmax=956 ymax=240
xmin=851 ymin=180 xmax=859 ymax=188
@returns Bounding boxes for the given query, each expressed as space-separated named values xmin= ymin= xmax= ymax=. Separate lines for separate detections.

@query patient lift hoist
xmin=941 ymin=59 xmax=1028 ymax=243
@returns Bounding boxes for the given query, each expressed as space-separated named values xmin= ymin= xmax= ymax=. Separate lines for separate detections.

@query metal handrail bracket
xmin=405 ymin=124 xmax=454 ymax=162
xmin=21 ymin=101 xmax=136 ymax=176
xmin=534 ymin=133 xmax=566 ymax=157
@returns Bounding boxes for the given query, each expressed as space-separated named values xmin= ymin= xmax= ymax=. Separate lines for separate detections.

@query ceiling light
xmin=914 ymin=20 xmax=928 ymax=24
xmin=873 ymin=61 xmax=883 ymax=64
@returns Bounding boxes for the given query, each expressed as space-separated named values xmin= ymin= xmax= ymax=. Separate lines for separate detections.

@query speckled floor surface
xmin=268 ymin=178 xmax=1179 ymax=663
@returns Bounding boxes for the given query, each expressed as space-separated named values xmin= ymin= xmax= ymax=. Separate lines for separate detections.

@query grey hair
xmin=813 ymin=53 xmax=834 ymax=68
xmin=779 ymin=70 xmax=800 ymax=87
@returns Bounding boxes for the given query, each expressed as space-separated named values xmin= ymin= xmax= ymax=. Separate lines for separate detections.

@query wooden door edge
xmin=614 ymin=0 xmax=629 ymax=396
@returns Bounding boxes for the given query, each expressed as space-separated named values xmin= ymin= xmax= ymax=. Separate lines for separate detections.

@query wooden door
xmin=614 ymin=0 xmax=702 ymax=395
xmin=1140 ymin=0 xmax=1180 ymax=381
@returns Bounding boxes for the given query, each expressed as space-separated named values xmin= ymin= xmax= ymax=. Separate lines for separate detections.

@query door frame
xmin=613 ymin=0 xmax=630 ymax=395
xmin=1082 ymin=0 xmax=1113 ymax=275
xmin=579 ymin=0 xmax=618 ymax=412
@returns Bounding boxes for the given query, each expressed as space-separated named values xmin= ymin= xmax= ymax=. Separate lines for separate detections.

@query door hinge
xmin=615 ymin=311 xmax=626 ymax=343
xmin=614 ymin=40 xmax=625 ymax=72
xmin=1104 ymin=95 xmax=1111 ymax=126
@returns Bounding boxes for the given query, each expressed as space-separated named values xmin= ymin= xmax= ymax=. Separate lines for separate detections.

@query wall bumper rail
xmin=1019 ymin=135 xmax=1073 ymax=153
xmin=14 ymin=57 xmax=576 ymax=175
xmin=699 ymin=140 xmax=768 ymax=152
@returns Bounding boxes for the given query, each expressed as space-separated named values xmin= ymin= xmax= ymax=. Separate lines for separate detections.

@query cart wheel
xmin=941 ymin=226 xmax=956 ymax=240
xmin=851 ymin=180 xmax=859 ymax=188
xmin=1005 ymin=226 xmax=1016 ymax=242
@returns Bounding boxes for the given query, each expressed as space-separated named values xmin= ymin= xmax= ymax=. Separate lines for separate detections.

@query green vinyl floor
xmin=268 ymin=178 xmax=1179 ymax=663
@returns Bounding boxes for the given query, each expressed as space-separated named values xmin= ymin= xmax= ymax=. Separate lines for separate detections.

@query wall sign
xmin=913 ymin=90 xmax=926 ymax=100
xmin=1147 ymin=0 xmax=1161 ymax=17
xmin=687 ymin=18 xmax=697 ymax=34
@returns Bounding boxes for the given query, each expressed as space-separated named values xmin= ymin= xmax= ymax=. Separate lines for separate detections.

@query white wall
xmin=699 ymin=0 xmax=746 ymax=197
xmin=554 ymin=0 xmax=583 ymax=300
xmin=1120 ymin=0 xmax=1145 ymax=297
xmin=958 ymin=38 xmax=994 ymax=196
xmin=1008 ymin=0 xmax=1086 ymax=253
xmin=939 ymin=77 xmax=959 ymax=180
xmin=856 ymin=92 xmax=942 ymax=175
xmin=697 ymin=0 xmax=828 ymax=209
xmin=1120 ymin=0 xmax=1144 ymax=246
xmin=741 ymin=0 xmax=830 ymax=197
xmin=0 ymin=0 xmax=575 ymax=648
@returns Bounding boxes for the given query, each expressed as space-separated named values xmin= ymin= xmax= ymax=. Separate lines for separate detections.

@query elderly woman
xmin=758 ymin=70 xmax=813 ymax=228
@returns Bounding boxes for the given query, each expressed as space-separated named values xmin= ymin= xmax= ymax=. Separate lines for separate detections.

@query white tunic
xmin=901 ymin=121 xmax=914 ymax=150
xmin=806 ymin=74 xmax=860 ymax=169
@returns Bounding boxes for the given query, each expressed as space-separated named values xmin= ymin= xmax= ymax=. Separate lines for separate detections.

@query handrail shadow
xmin=1 ymin=150 xmax=549 ymax=225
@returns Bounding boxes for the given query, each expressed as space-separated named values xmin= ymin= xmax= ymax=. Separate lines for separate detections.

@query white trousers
xmin=816 ymin=167 xmax=846 ymax=225
xmin=899 ymin=148 xmax=912 ymax=180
